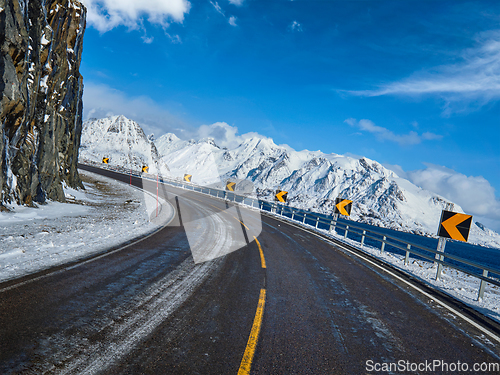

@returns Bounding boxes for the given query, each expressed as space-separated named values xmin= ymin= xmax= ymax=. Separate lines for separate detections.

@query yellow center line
xmin=233 ymin=216 xmax=250 ymax=230
xmin=253 ymin=236 xmax=266 ymax=269
xmin=238 ymin=288 xmax=266 ymax=375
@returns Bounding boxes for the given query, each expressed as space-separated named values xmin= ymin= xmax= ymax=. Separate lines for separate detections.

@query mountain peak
xmin=198 ymin=137 xmax=220 ymax=148
xmin=80 ymin=116 xmax=168 ymax=175
xmin=79 ymin=115 xmax=500 ymax=249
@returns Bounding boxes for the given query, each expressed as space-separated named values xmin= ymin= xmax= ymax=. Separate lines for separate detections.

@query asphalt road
xmin=1 ymin=165 xmax=499 ymax=374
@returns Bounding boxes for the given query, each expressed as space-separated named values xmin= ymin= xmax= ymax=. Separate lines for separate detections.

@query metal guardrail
xmin=79 ymin=160 xmax=500 ymax=301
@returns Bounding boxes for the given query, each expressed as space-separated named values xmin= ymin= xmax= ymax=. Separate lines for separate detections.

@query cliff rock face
xmin=0 ymin=0 xmax=86 ymax=208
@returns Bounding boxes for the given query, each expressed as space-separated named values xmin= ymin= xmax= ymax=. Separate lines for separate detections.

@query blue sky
xmin=79 ymin=0 xmax=500 ymax=231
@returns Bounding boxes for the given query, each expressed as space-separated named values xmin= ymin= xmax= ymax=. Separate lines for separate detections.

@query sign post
xmin=274 ymin=190 xmax=288 ymax=203
xmin=332 ymin=197 xmax=352 ymax=234
xmin=226 ymin=181 xmax=236 ymax=192
xmin=435 ymin=203 xmax=473 ymax=280
xmin=274 ymin=190 xmax=287 ymax=214
xmin=226 ymin=180 xmax=236 ymax=201
xmin=333 ymin=198 xmax=352 ymax=217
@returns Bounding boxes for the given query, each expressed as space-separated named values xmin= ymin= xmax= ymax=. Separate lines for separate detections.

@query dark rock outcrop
xmin=0 ymin=0 xmax=86 ymax=208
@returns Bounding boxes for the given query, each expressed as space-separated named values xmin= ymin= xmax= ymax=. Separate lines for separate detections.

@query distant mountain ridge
xmin=80 ymin=116 xmax=170 ymax=175
xmin=80 ymin=115 xmax=500 ymax=249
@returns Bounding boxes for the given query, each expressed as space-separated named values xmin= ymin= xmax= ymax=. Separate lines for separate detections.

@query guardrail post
xmin=405 ymin=244 xmax=411 ymax=265
xmin=303 ymin=213 xmax=306 ymax=223
xmin=291 ymin=210 xmax=295 ymax=220
xmin=361 ymin=230 xmax=366 ymax=246
xmin=435 ymin=238 xmax=447 ymax=280
xmin=381 ymin=236 xmax=386 ymax=253
xmin=260 ymin=202 xmax=263 ymax=210
xmin=315 ymin=216 xmax=319 ymax=228
xmin=344 ymin=226 xmax=349 ymax=238
xmin=478 ymin=270 xmax=489 ymax=300
xmin=331 ymin=213 xmax=338 ymax=232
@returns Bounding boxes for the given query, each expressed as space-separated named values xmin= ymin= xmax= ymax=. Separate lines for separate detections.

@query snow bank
xmin=0 ymin=170 xmax=174 ymax=283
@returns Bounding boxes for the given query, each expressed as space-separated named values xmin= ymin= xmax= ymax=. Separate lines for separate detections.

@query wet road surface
xmin=1 ymin=165 xmax=499 ymax=374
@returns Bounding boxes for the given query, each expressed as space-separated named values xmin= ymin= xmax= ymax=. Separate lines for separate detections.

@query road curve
xmin=0 ymin=165 xmax=499 ymax=374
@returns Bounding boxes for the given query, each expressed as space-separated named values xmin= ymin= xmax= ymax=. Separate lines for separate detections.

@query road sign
xmin=102 ymin=157 xmax=109 ymax=164
xmin=184 ymin=174 xmax=192 ymax=183
xmin=226 ymin=181 xmax=236 ymax=192
xmin=275 ymin=190 xmax=288 ymax=203
xmin=142 ymin=166 xmax=149 ymax=173
xmin=437 ymin=210 xmax=472 ymax=242
xmin=334 ymin=198 xmax=352 ymax=216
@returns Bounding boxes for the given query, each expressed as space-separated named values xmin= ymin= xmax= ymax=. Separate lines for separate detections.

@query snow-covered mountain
xmin=157 ymin=133 xmax=500 ymax=249
xmin=80 ymin=115 xmax=500 ymax=249
xmin=80 ymin=116 xmax=170 ymax=175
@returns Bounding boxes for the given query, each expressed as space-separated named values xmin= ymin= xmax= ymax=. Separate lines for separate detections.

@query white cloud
xmin=197 ymin=122 xmax=270 ymax=149
xmin=210 ymin=1 xmax=238 ymax=26
xmin=228 ymin=0 xmax=244 ymax=5
xmin=228 ymin=16 xmax=237 ymax=27
xmin=383 ymin=163 xmax=408 ymax=179
xmin=83 ymin=83 xmax=272 ymax=149
xmin=345 ymin=118 xmax=443 ymax=146
xmin=210 ymin=1 xmax=224 ymax=16
xmin=384 ymin=163 xmax=500 ymax=231
xmin=80 ymin=0 xmax=191 ymax=33
xmin=421 ymin=132 xmax=443 ymax=141
xmin=164 ymin=33 xmax=182 ymax=43
xmin=349 ymin=31 xmax=500 ymax=108
xmin=289 ymin=20 xmax=303 ymax=32
xmin=83 ymin=82 xmax=193 ymax=137
xmin=407 ymin=164 xmax=500 ymax=222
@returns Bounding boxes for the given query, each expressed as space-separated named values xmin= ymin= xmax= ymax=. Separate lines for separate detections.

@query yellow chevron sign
xmin=102 ymin=157 xmax=109 ymax=164
xmin=275 ymin=190 xmax=288 ymax=203
xmin=334 ymin=198 xmax=352 ymax=216
xmin=142 ymin=166 xmax=149 ymax=173
xmin=184 ymin=174 xmax=192 ymax=182
xmin=226 ymin=181 xmax=236 ymax=192
xmin=438 ymin=210 xmax=472 ymax=242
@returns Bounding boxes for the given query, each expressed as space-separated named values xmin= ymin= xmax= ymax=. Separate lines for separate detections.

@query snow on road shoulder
xmin=325 ymin=227 xmax=500 ymax=324
xmin=264 ymin=210 xmax=500 ymax=325
xmin=0 ymin=171 xmax=174 ymax=283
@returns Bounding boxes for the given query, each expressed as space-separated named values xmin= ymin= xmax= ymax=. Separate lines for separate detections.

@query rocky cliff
xmin=0 ymin=0 xmax=86 ymax=209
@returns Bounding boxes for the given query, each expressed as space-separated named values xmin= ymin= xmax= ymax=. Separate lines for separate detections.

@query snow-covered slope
xmin=158 ymin=132 xmax=500 ymax=249
xmin=80 ymin=116 xmax=170 ymax=175
xmin=80 ymin=116 xmax=500 ymax=249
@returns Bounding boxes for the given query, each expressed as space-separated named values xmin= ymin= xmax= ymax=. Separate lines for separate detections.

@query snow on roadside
xmin=0 ymin=171 xmax=173 ymax=283
xmin=264 ymin=210 xmax=500 ymax=324
xmin=342 ymin=235 xmax=500 ymax=323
